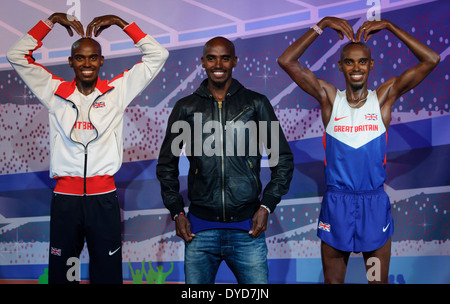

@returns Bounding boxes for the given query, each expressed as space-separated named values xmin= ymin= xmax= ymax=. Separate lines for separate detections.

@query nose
xmin=352 ymin=62 xmax=361 ymax=72
xmin=83 ymin=58 xmax=92 ymax=67
xmin=213 ymin=58 xmax=224 ymax=68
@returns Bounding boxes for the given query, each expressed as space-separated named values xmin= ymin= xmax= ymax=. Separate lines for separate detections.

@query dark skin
xmin=68 ymin=39 xmax=104 ymax=95
xmin=201 ymin=37 xmax=237 ymax=101
xmin=175 ymin=37 xmax=269 ymax=242
xmin=48 ymin=13 xmax=129 ymax=95
xmin=278 ymin=17 xmax=440 ymax=129
xmin=278 ymin=17 xmax=440 ymax=283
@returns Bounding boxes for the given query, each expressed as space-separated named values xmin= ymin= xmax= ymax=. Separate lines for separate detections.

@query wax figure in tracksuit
xmin=7 ymin=15 xmax=168 ymax=283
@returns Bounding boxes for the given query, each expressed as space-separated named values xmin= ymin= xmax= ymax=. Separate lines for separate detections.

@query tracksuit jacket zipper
xmin=67 ymin=96 xmax=100 ymax=195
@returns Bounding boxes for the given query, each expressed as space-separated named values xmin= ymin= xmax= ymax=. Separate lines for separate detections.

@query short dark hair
xmin=340 ymin=42 xmax=371 ymax=61
xmin=203 ymin=36 xmax=235 ymax=58
xmin=71 ymin=38 xmax=102 ymax=57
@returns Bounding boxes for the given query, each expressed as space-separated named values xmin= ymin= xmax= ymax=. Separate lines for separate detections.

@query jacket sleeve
xmin=156 ymin=100 xmax=186 ymax=219
xmin=108 ymin=22 xmax=169 ymax=109
xmin=6 ymin=20 xmax=65 ymax=109
xmin=258 ymin=96 xmax=294 ymax=212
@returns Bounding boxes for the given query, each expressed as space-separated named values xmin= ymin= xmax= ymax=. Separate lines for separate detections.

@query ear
xmin=201 ymin=56 xmax=205 ymax=68
xmin=100 ymin=56 xmax=104 ymax=67
xmin=68 ymin=57 xmax=73 ymax=68
xmin=337 ymin=60 xmax=343 ymax=72
xmin=369 ymin=58 xmax=374 ymax=70
xmin=233 ymin=56 xmax=237 ymax=68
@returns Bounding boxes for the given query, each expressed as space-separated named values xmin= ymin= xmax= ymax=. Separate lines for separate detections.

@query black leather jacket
xmin=157 ymin=79 xmax=293 ymax=222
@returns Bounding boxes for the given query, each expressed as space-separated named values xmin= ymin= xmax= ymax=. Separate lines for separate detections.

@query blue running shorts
xmin=317 ymin=187 xmax=394 ymax=252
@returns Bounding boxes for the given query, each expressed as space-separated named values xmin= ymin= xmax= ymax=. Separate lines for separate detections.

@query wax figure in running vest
xmin=278 ymin=17 xmax=439 ymax=283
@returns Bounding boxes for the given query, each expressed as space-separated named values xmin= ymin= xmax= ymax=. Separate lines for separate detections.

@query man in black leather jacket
xmin=156 ymin=37 xmax=293 ymax=284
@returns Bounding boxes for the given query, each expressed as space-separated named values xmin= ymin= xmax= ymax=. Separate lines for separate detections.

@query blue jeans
xmin=184 ymin=229 xmax=268 ymax=284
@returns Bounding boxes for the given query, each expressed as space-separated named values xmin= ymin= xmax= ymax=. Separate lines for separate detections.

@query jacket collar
xmin=55 ymin=77 xmax=114 ymax=99
xmin=195 ymin=78 xmax=243 ymax=99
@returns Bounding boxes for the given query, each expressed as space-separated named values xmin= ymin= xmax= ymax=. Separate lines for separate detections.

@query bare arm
xmin=356 ymin=20 xmax=440 ymax=127
xmin=277 ymin=17 xmax=355 ymax=127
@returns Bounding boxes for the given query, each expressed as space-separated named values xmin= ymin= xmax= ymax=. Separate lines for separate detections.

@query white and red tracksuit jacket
xmin=7 ymin=20 xmax=169 ymax=195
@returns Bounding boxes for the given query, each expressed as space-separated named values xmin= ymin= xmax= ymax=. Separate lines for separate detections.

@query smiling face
xmin=69 ymin=38 xmax=104 ymax=94
xmin=338 ymin=42 xmax=374 ymax=91
xmin=201 ymin=37 xmax=237 ymax=90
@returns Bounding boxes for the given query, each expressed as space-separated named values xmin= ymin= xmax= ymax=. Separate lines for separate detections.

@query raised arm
xmin=86 ymin=15 xmax=169 ymax=108
xmin=6 ymin=13 xmax=84 ymax=108
xmin=357 ymin=20 xmax=440 ymax=126
xmin=277 ymin=17 xmax=354 ymax=127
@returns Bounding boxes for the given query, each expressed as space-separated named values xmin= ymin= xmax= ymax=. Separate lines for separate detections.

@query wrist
xmin=260 ymin=205 xmax=271 ymax=214
xmin=384 ymin=20 xmax=395 ymax=32
xmin=48 ymin=13 xmax=57 ymax=23
xmin=114 ymin=16 xmax=129 ymax=29
xmin=43 ymin=18 xmax=54 ymax=29
xmin=173 ymin=211 xmax=185 ymax=221
xmin=317 ymin=17 xmax=329 ymax=30
xmin=48 ymin=13 xmax=64 ymax=24
xmin=123 ymin=22 xmax=146 ymax=44
xmin=310 ymin=24 xmax=323 ymax=35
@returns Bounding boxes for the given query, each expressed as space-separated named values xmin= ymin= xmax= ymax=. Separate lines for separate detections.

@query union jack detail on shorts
xmin=318 ymin=221 xmax=331 ymax=232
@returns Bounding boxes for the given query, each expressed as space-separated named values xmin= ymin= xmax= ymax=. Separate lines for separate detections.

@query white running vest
xmin=323 ymin=89 xmax=387 ymax=190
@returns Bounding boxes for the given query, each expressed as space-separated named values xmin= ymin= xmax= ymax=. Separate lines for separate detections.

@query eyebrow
xmin=343 ymin=57 xmax=370 ymax=62
xmin=205 ymin=54 xmax=232 ymax=58
xmin=73 ymin=53 xmax=99 ymax=58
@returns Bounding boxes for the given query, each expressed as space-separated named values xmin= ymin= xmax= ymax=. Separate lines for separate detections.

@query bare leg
xmin=321 ymin=241 xmax=351 ymax=284
xmin=363 ymin=238 xmax=391 ymax=284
